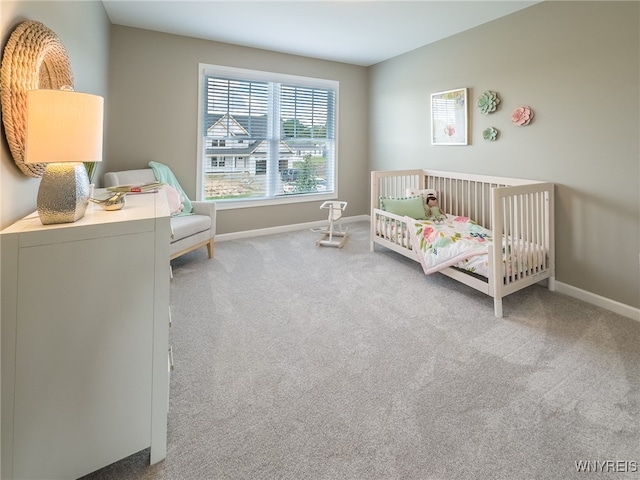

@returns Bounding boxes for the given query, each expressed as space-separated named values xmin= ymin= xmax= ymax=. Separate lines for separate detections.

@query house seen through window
xmin=198 ymin=64 xmax=338 ymax=207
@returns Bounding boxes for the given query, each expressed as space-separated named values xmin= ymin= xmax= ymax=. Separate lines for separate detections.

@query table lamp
xmin=25 ymin=88 xmax=104 ymax=224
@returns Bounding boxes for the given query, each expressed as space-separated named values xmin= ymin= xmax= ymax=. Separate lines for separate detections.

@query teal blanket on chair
xmin=149 ymin=161 xmax=193 ymax=215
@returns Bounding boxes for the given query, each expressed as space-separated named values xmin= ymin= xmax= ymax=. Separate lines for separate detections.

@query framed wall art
xmin=431 ymin=87 xmax=468 ymax=145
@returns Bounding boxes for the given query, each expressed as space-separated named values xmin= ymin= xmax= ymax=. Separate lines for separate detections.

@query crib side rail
xmin=371 ymin=208 xmax=415 ymax=256
xmin=423 ymin=169 xmax=546 ymax=187
xmin=491 ymin=182 xmax=555 ymax=297
xmin=372 ymin=170 xmax=422 ymax=252
xmin=371 ymin=169 xmax=425 ymax=207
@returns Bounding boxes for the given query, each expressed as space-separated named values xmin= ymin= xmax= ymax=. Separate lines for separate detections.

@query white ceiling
xmin=101 ymin=1 xmax=541 ymax=67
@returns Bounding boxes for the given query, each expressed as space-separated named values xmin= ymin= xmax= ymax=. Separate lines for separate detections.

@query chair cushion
xmin=170 ymin=214 xmax=211 ymax=243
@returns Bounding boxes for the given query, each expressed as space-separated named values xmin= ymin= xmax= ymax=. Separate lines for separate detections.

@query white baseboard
xmin=217 ymin=217 xmax=639 ymax=322
xmin=554 ymin=281 xmax=640 ymax=322
xmin=216 ymin=214 xmax=370 ymax=242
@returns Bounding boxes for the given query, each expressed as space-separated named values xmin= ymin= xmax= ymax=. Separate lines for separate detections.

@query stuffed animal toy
xmin=425 ymin=193 xmax=447 ymax=224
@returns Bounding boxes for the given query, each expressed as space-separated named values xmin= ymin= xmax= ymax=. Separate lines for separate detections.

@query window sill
xmin=209 ymin=192 xmax=338 ymax=211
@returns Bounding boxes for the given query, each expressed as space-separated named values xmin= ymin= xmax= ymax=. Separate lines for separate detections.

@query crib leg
xmin=548 ymin=276 xmax=556 ymax=291
xmin=494 ymin=298 xmax=503 ymax=318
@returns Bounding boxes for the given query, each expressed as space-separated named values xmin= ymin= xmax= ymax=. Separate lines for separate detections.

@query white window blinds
xmin=199 ymin=64 xmax=338 ymax=204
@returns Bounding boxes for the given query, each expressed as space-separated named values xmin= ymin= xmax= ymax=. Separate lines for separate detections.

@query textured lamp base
xmin=37 ymin=162 xmax=90 ymax=224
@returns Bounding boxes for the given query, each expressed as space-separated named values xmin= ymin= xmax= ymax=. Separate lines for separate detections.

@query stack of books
xmin=106 ymin=182 xmax=164 ymax=193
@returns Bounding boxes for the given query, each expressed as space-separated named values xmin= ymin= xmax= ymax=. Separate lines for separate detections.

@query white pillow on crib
xmin=405 ymin=188 xmax=438 ymax=217
xmin=405 ymin=188 xmax=438 ymax=201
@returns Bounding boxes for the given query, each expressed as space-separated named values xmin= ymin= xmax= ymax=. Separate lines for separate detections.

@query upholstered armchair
xmin=103 ymin=168 xmax=216 ymax=260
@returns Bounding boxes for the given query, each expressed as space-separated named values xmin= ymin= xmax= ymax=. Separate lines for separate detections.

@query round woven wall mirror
xmin=0 ymin=20 xmax=74 ymax=177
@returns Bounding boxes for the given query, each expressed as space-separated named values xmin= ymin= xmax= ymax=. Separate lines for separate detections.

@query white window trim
xmin=196 ymin=63 xmax=339 ymax=210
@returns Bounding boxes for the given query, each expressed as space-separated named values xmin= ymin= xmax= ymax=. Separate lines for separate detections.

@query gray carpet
xmin=83 ymin=221 xmax=640 ymax=480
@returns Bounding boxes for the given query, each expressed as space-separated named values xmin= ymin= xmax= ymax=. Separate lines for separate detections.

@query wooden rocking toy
xmin=316 ymin=201 xmax=348 ymax=248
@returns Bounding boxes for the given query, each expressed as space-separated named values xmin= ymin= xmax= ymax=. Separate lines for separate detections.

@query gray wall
xmin=106 ymin=26 xmax=369 ymax=236
xmin=0 ymin=0 xmax=111 ymax=227
xmin=369 ymin=1 xmax=639 ymax=309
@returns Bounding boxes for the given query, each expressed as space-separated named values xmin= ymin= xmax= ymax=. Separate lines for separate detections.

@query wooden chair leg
xmin=207 ymin=239 xmax=214 ymax=259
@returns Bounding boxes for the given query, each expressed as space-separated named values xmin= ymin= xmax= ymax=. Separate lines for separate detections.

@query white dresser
xmin=1 ymin=191 xmax=171 ymax=480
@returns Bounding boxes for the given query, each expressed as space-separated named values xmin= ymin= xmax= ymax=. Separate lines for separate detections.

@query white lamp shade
xmin=25 ymin=89 xmax=103 ymax=164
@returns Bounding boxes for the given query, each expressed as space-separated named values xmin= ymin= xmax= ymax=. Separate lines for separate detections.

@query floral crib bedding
xmin=406 ymin=215 xmax=492 ymax=276
xmin=406 ymin=214 xmax=546 ymax=280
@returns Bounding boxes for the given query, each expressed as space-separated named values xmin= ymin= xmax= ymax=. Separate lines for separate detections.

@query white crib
xmin=371 ymin=169 xmax=555 ymax=317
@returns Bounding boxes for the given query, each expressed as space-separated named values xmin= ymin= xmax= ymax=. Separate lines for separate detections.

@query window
xmin=197 ymin=64 xmax=338 ymax=207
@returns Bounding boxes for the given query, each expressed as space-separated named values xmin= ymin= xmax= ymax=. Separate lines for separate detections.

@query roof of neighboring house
xmin=205 ymin=113 xmax=267 ymax=137
xmin=204 ymin=113 xmax=297 ymax=157
xmin=205 ymin=113 xmax=264 ymax=156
